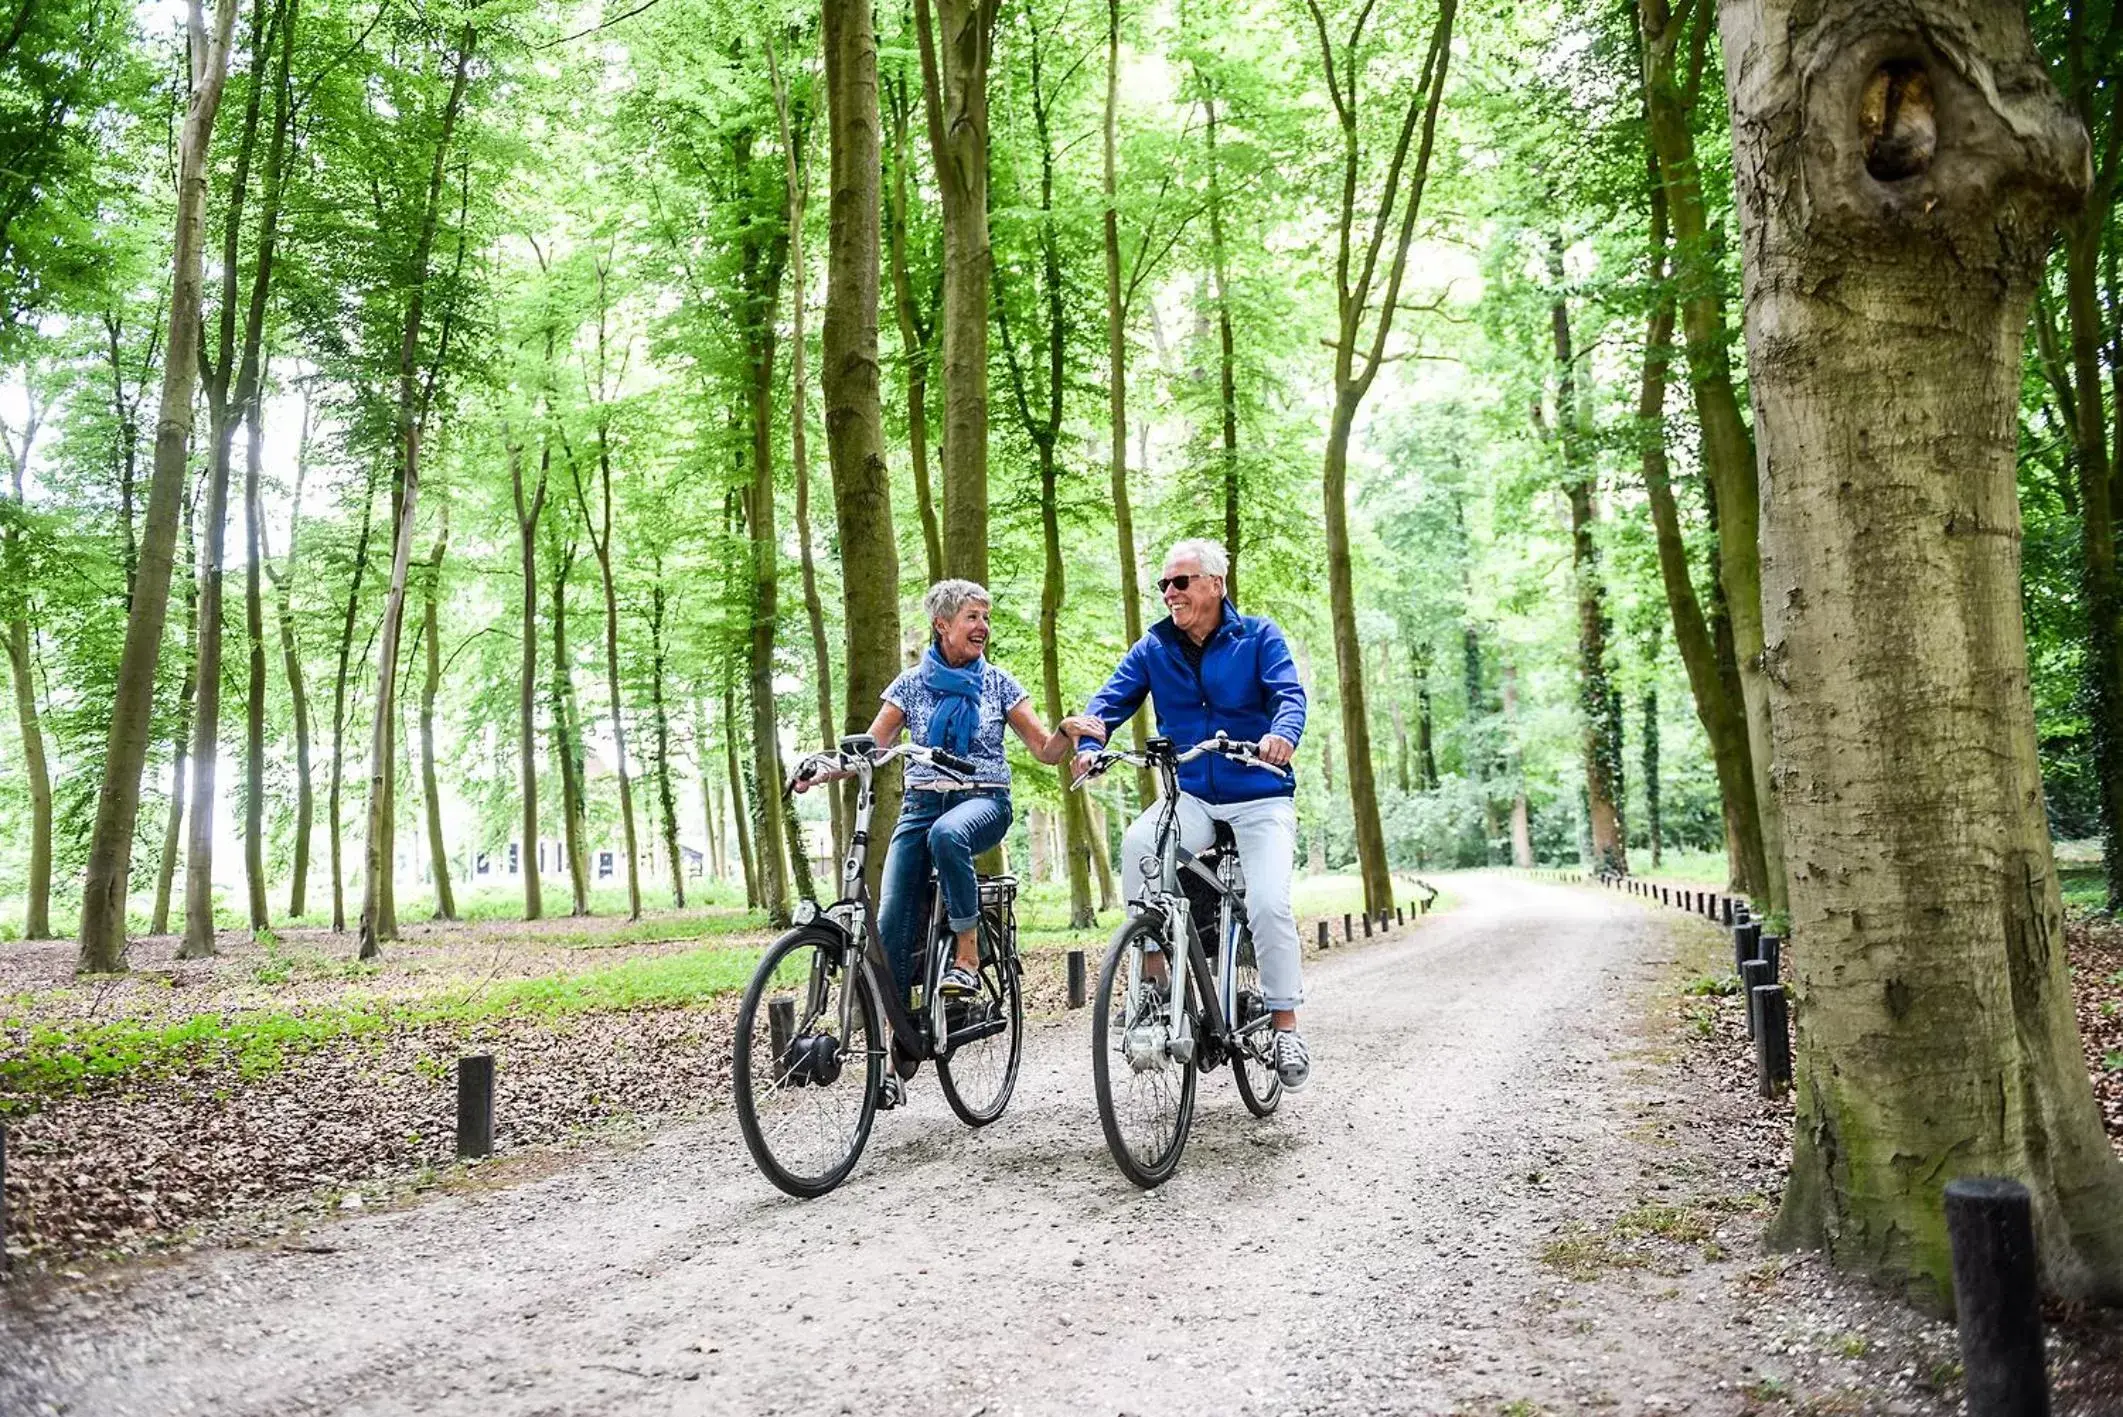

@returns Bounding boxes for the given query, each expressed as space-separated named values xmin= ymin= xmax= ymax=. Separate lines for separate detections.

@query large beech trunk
xmin=914 ymin=0 xmax=997 ymax=582
xmin=650 ymin=571 xmax=683 ymax=908
xmin=550 ymin=529 xmax=591 ymax=915
xmin=823 ymin=0 xmax=904 ymax=897
xmin=270 ymin=399 xmax=314 ymax=919
xmin=1719 ymin=0 xmax=2123 ymax=1303
xmin=885 ymin=67 xmax=944 ymax=586
xmin=153 ymin=493 xmax=200 ymax=936
xmin=77 ymin=0 xmax=239 ymax=974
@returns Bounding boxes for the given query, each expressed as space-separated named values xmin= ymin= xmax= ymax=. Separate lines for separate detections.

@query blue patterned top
xmin=884 ymin=659 xmax=1029 ymax=790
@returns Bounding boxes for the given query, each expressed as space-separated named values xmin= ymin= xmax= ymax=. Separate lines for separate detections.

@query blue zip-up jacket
xmin=1080 ymin=601 xmax=1306 ymax=803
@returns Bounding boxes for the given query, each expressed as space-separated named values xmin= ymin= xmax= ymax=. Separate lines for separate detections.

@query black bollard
xmin=1733 ymin=920 xmax=1762 ymax=978
xmin=1944 ymin=1177 xmax=2051 ymax=1417
xmin=1344 ymin=913 xmax=1353 ymax=943
xmin=456 ymin=1054 xmax=495 ymax=1160
xmin=1317 ymin=919 xmax=1330 ymax=952
xmin=1067 ymin=950 xmax=1087 ymax=1008
xmin=1758 ymin=934 xmax=1782 ymax=981
xmin=1741 ymin=959 xmax=1773 ymax=1039
xmin=1396 ymin=906 xmax=1405 ymax=927
xmin=1752 ymin=985 xmax=1791 ymax=1098
xmin=1721 ymin=896 xmax=1736 ymax=927
xmin=1361 ymin=912 xmax=1372 ymax=939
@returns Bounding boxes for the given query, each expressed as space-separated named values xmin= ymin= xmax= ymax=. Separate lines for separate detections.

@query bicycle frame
xmin=791 ymin=737 xmax=1008 ymax=1071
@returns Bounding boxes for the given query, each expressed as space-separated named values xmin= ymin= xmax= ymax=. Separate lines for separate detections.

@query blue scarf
xmin=920 ymin=642 xmax=985 ymax=756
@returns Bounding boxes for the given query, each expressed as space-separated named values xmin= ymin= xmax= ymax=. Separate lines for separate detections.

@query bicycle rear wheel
xmin=937 ymin=916 xmax=1024 ymax=1127
xmin=1091 ymin=915 xmax=1197 ymax=1188
xmin=733 ymin=927 xmax=882 ymax=1198
xmin=1229 ymin=929 xmax=1282 ymax=1118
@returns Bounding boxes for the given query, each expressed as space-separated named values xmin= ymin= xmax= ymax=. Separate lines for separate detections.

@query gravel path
xmin=0 ymin=874 xmax=1902 ymax=1414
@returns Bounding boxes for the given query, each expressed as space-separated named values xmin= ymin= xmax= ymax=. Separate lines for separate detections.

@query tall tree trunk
xmin=999 ymin=14 xmax=1094 ymax=926
xmin=359 ymin=25 xmax=475 ymax=961
xmin=1089 ymin=795 xmax=1118 ymax=910
xmin=1720 ymin=0 xmax=2123 ymax=1301
xmin=885 ymin=66 xmax=944 ymax=586
xmin=328 ymin=469 xmax=376 ymax=932
xmin=1105 ymin=0 xmax=1154 ymax=809
xmin=1553 ymin=282 xmax=1627 ymax=877
xmin=766 ymin=38 xmax=848 ymax=861
xmin=1502 ymin=661 xmax=1533 ymax=869
xmin=824 ymin=0 xmax=905 ymax=897
xmin=914 ymin=0 xmax=997 ymax=582
xmin=241 ymin=379 xmax=270 ymax=931
xmin=182 ymin=402 xmax=235 ymax=959
xmin=695 ymin=697 xmax=724 ymax=883
xmin=418 ymin=520 xmax=455 ymax=919
xmin=77 ymin=0 xmax=239 ymax=974
xmin=510 ymin=429 xmax=547 ymax=920
xmin=650 ymin=572 xmax=684 ymax=908
xmin=1203 ymin=86 xmax=1242 ymax=603
xmin=743 ymin=284 xmax=792 ymax=928
xmin=2 ymin=396 xmax=53 ymax=938
xmin=588 ymin=426 xmax=642 ymax=922
xmin=724 ymin=675 xmax=760 ymax=910
xmin=1410 ymin=642 xmax=1438 ymax=789
xmin=1640 ymin=0 xmax=1783 ymax=913
xmin=271 ymin=394 xmax=314 ymax=918
xmin=153 ymin=491 xmax=200 ymax=936
xmin=1309 ymin=0 xmax=1456 ymax=916
xmin=550 ymin=529 xmax=590 ymax=915
xmin=1635 ymin=174 xmax=1768 ymax=896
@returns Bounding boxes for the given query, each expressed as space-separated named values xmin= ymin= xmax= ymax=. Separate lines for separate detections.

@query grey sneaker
xmin=1272 ymin=1029 xmax=1311 ymax=1092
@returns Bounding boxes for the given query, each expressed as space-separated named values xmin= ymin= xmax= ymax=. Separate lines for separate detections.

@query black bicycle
xmin=731 ymin=735 xmax=1025 ymax=1198
xmin=1071 ymin=734 xmax=1286 ymax=1187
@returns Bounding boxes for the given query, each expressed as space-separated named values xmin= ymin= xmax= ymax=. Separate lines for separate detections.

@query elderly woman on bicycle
xmin=799 ymin=579 xmax=1076 ymax=1003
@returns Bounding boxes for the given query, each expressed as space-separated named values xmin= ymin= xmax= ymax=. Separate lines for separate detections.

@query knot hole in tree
xmin=1860 ymin=59 xmax=1936 ymax=182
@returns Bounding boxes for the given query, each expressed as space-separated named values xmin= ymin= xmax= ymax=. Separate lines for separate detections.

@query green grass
xmin=0 ymin=940 xmax=764 ymax=1109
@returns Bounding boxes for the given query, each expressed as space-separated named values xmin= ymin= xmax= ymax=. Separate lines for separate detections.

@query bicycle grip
xmin=931 ymin=749 xmax=977 ymax=778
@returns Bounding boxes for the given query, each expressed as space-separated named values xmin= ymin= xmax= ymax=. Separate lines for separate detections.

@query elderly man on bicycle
xmin=1062 ymin=538 xmax=1312 ymax=1090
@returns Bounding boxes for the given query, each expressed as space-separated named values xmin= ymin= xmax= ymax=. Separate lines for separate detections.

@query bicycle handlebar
xmin=787 ymin=741 xmax=976 ymax=795
xmin=1069 ymin=733 xmax=1290 ymax=790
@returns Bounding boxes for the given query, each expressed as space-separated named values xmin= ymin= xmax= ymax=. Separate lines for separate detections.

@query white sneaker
xmin=1272 ymin=1029 xmax=1311 ymax=1092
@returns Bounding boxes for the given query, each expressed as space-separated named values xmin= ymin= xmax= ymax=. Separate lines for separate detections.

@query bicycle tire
xmin=937 ymin=921 xmax=1024 ymax=1127
xmin=1091 ymin=914 xmax=1198 ymax=1188
xmin=1229 ymin=932 xmax=1282 ymax=1118
xmin=733 ymin=926 xmax=883 ymax=1198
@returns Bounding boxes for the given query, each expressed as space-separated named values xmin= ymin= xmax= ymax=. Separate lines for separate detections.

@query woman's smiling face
xmin=935 ymin=599 xmax=991 ymax=664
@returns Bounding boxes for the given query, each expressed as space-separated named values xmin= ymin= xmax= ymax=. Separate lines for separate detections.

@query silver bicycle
xmin=1071 ymin=733 xmax=1287 ymax=1187
xmin=731 ymin=735 xmax=1024 ymax=1198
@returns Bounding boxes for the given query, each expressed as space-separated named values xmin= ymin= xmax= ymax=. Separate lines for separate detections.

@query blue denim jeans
xmin=877 ymin=788 xmax=1013 ymax=996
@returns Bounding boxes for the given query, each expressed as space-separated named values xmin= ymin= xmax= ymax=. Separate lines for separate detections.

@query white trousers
xmin=1120 ymin=793 xmax=1303 ymax=1012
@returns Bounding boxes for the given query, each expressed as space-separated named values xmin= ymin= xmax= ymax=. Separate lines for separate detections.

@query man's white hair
xmin=923 ymin=578 xmax=992 ymax=626
xmin=1164 ymin=538 xmax=1229 ymax=579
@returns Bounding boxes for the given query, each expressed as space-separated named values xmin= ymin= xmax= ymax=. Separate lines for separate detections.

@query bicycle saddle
xmin=1197 ymin=819 xmax=1239 ymax=863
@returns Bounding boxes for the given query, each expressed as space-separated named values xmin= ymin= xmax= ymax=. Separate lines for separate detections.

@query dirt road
xmin=0 ymin=874 xmax=1808 ymax=1415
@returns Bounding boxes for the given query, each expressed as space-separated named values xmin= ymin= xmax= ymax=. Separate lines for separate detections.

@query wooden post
xmin=1343 ymin=912 xmax=1352 ymax=943
xmin=1944 ymin=1178 xmax=2051 ymax=1417
xmin=456 ymin=1055 xmax=494 ymax=1160
xmin=1752 ymin=985 xmax=1791 ymax=1098
xmin=1317 ymin=919 xmax=1329 ymax=951
xmin=1361 ymin=912 xmax=1372 ymax=939
xmin=1067 ymin=949 xmax=1086 ymax=1008
xmin=1742 ymin=958 xmax=1773 ymax=1040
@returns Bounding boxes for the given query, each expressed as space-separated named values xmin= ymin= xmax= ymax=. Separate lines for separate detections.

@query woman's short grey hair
xmin=924 ymin=578 xmax=992 ymax=626
xmin=1165 ymin=538 xmax=1229 ymax=579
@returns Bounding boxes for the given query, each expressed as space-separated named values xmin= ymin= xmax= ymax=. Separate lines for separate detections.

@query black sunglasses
xmin=1157 ymin=574 xmax=1216 ymax=594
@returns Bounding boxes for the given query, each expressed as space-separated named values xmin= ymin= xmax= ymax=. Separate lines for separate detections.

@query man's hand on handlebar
xmin=1257 ymin=733 xmax=1295 ymax=767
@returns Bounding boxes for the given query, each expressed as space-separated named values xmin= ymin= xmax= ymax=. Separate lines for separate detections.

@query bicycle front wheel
xmin=733 ymin=927 xmax=883 ymax=1198
xmin=1091 ymin=914 xmax=1197 ymax=1188
xmin=937 ymin=919 xmax=1024 ymax=1127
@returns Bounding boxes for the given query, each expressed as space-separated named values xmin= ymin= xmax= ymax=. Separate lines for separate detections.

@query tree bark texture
xmin=77 ymin=0 xmax=238 ymax=974
xmin=271 ymin=398 xmax=313 ymax=918
xmin=1719 ymin=0 xmax=2123 ymax=1302
xmin=885 ymin=66 xmax=944 ymax=586
xmin=914 ymin=0 xmax=997 ymax=583
xmin=550 ymin=528 xmax=591 ymax=915
xmin=152 ymin=494 xmax=199 ymax=937
xmin=651 ymin=573 xmax=684 ymax=908
xmin=328 ymin=467 xmax=375 ymax=933
xmin=823 ymin=0 xmax=905 ymax=898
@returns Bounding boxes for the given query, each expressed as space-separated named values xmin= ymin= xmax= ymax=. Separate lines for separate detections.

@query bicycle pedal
xmin=879 ymin=1074 xmax=907 ymax=1111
